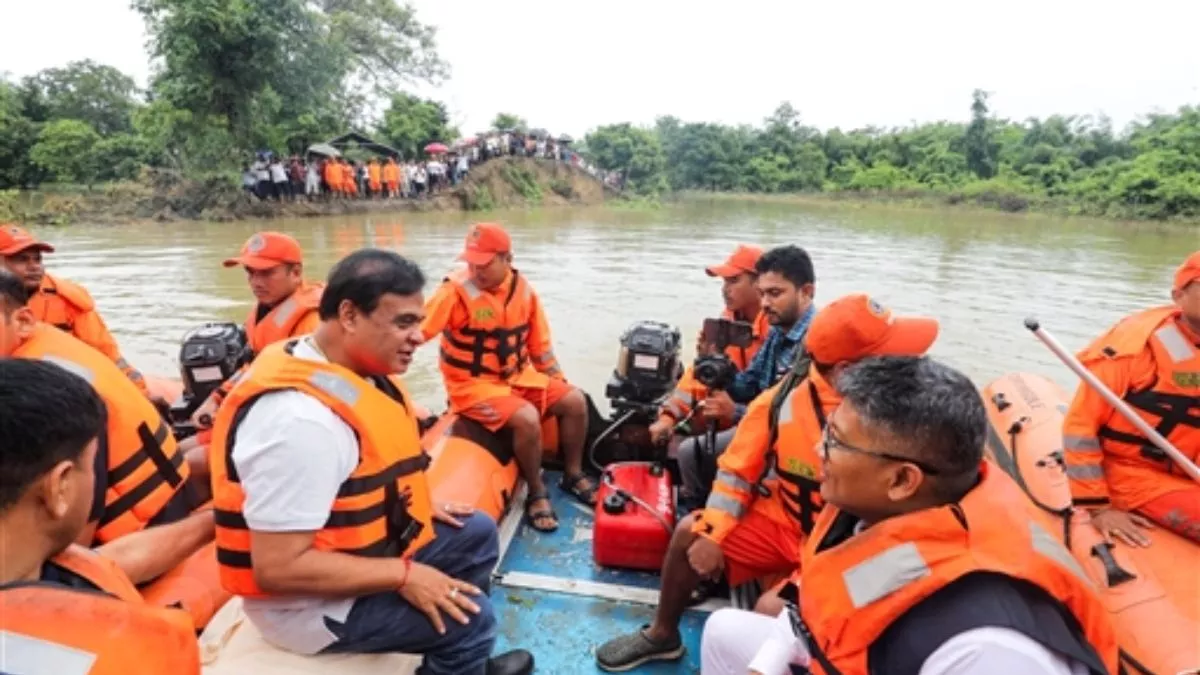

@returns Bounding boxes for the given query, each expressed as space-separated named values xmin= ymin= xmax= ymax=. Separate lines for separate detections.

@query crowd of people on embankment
xmin=242 ymin=129 xmax=625 ymax=203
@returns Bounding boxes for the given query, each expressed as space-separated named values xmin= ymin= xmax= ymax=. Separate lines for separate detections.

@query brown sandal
xmin=524 ymin=491 xmax=559 ymax=532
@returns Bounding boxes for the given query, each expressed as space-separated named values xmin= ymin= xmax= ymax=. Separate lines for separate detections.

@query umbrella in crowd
xmin=424 ymin=142 xmax=449 ymax=154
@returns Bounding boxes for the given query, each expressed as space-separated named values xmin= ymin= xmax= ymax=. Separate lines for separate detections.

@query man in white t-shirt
xmin=209 ymin=249 xmax=533 ymax=675
xmin=699 ymin=356 xmax=1119 ymax=675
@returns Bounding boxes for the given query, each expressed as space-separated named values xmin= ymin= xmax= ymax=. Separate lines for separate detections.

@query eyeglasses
xmin=820 ymin=426 xmax=943 ymax=475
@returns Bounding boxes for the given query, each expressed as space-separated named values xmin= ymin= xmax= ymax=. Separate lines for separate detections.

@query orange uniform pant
xmin=1138 ymin=487 xmax=1200 ymax=543
xmin=461 ymin=378 xmax=574 ymax=432
xmin=716 ymin=508 xmax=802 ymax=587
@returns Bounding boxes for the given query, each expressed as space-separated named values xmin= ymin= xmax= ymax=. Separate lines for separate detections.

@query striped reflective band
xmin=706 ymin=492 xmax=746 ymax=519
xmin=1065 ymin=464 xmax=1105 ymax=480
xmin=0 ymin=631 xmax=97 ymax=675
xmin=272 ymin=298 xmax=297 ymax=327
xmin=533 ymin=351 xmax=557 ymax=366
xmin=461 ymin=279 xmax=482 ymax=299
xmin=1063 ymin=435 xmax=1101 ymax=452
xmin=1154 ymin=324 xmax=1196 ymax=364
xmin=310 ymin=370 xmax=360 ymax=407
xmin=777 ymin=386 xmax=799 ymax=425
xmin=840 ymin=521 xmax=1092 ymax=609
xmin=715 ymin=470 xmax=752 ymax=492
xmin=40 ymin=355 xmax=95 ymax=384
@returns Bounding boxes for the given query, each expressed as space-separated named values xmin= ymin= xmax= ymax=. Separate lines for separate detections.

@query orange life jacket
xmin=1 ymin=546 xmax=200 ymax=675
xmin=210 ymin=339 xmax=435 ymax=598
xmin=244 ymin=282 xmax=324 ymax=354
xmin=794 ymin=462 xmax=1121 ymax=675
xmin=27 ymin=273 xmax=95 ymax=332
xmin=1079 ymin=307 xmax=1200 ymax=493
xmin=660 ymin=309 xmax=769 ymax=425
xmin=438 ymin=269 xmax=540 ymax=383
xmin=15 ymin=325 xmax=189 ymax=543
xmin=694 ymin=365 xmax=831 ymax=544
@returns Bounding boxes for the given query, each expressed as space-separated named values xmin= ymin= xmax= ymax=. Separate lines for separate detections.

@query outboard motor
xmin=604 ymin=319 xmax=684 ymax=420
xmin=168 ymin=322 xmax=252 ymax=439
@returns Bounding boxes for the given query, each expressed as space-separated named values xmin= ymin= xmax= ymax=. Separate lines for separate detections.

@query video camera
xmin=604 ymin=320 xmax=684 ymax=420
xmin=167 ymin=322 xmax=253 ymax=438
xmin=692 ymin=317 xmax=754 ymax=390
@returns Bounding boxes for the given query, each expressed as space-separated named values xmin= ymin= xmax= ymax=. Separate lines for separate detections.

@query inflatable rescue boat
xmin=983 ymin=372 xmax=1200 ymax=675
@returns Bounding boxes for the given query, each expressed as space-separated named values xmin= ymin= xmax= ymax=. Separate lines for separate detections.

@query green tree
xmin=378 ymin=93 xmax=459 ymax=159
xmin=583 ymin=123 xmax=668 ymax=196
xmin=19 ymin=60 xmax=141 ymax=136
xmin=965 ymin=89 xmax=996 ymax=179
xmin=30 ymin=119 xmax=102 ymax=186
xmin=491 ymin=113 xmax=527 ymax=131
xmin=0 ymin=81 xmax=43 ymax=188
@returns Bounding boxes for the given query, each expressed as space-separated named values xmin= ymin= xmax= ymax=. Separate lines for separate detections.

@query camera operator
xmin=654 ymin=246 xmax=816 ymax=511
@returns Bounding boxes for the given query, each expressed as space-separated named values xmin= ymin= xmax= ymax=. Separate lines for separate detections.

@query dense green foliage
xmin=378 ymin=93 xmax=458 ymax=160
xmin=585 ymin=95 xmax=1200 ymax=220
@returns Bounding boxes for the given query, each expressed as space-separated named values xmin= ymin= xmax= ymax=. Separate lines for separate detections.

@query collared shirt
xmin=727 ymin=304 xmax=816 ymax=417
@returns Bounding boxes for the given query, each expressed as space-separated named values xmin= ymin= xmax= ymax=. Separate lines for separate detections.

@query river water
xmin=42 ymin=199 xmax=1192 ymax=409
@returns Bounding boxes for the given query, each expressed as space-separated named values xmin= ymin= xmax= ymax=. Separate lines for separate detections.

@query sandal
xmin=560 ymin=472 xmax=598 ymax=507
xmin=524 ymin=491 xmax=559 ymax=533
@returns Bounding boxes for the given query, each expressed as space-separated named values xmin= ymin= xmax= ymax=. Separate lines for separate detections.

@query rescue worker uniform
xmin=420 ymin=223 xmax=571 ymax=432
xmin=0 ymin=225 xmax=148 ymax=395
xmin=14 ymin=324 xmax=192 ymax=544
xmin=0 ymin=545 xmax=201 ymax=674
xmin=1062 ymin=255 xmax=1200 ymax=542
xmin=693 ymin=295 xmax=940 ymax=585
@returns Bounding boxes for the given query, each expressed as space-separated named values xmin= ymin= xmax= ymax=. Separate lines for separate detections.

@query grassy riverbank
xmin=0 ymin=158 xmax=615 ymax=225
xmin=672 ymin=188 xmax=1200 ymax=227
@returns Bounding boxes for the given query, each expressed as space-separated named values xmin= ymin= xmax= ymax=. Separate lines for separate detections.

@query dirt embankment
xmin=7 ymin=157 xmax=617 ymax=225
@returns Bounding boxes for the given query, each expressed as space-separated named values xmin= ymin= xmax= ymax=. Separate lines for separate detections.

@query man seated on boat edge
xmin=647 ymin=243 xmax=769 ymax=511
xmin=0 ymin=223 xmax=152 ymax=398
xmin=186 ymin=231 xmax=324 ymax=441
xmin=0 ymin=271 xmax=213 ymax=581
xmin=701 ymin=356 xmax=1121 ymax=675
xmin=659 ymin=245 xmax=818 ymax=515
xmin=420 ymin=222 xmax=594 ymax=533
xmin=595 ymin=294 xmax=939 ymax=672
xmin=0 ymin=359 xmax=202 ymax=674
xmin=1062 ymin=248 xmax=1200 ymax=546
xmin=208 ymin=248 xmax=533 ymax=675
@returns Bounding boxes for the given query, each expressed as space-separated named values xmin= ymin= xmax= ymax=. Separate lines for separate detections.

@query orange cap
xmin=458 ymin=223 xmax=511 ymax=265
xmin=1174 ymin=250 xmax=1200 ymax=291
xmin=0 ymin=225 xmax=55 ymax=256
xmin=805 ymin=294 xmax=940 ymax=365
xmin=705 ymin=244 xmax=763 ymax=278
xmin=222 ymin=232 xmax=303 ymax=270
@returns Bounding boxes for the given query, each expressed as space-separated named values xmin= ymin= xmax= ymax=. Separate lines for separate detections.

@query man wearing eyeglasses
xmin=699 ymin=357 xmax=1119 ymax=675
xmin=596 ymin=294 xmax=939 ymax=671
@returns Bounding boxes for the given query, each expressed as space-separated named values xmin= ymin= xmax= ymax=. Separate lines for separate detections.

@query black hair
xmin=318 ymin=248 xmax=426 ymax=320
xmin=755 ymin=245 xmax=815 ymax=288
xmin=836 ymin=356 xmax=985 ymax=497
xmin=0 ymin=359 xmax=107 ymax=511
xmin=0 ymin=269 xmax=29 ymax=312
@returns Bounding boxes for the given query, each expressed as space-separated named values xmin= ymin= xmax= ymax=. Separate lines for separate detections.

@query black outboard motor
xmin=604 ymin=320 xmax=684 ymax=420
xmin=168 ymin=322 xmax=252 ymax=439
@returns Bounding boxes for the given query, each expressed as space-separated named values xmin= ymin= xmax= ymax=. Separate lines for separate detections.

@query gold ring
xmin=449 ymin=588 xmax=459 ymax=600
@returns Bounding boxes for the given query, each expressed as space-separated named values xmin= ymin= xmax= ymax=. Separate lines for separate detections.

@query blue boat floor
xmin=490 ymin=470 xmax=709 ymax=674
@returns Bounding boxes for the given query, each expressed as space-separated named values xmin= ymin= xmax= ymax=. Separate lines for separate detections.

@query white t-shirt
xmin=232 ymin=338 xmax=360 ymax=655
xmin=744 ymin=609 xmax=1090 ymax=675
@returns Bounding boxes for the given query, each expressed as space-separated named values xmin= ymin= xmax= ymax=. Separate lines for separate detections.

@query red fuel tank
xmin=593 ymin=462 xmax=676 ymax=571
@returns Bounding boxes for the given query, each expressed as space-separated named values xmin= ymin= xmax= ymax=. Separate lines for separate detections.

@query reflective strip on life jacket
xmin=0 ymin=630 xmax=98 ymax=675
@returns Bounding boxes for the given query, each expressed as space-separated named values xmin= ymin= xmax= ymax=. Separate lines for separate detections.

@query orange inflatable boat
xmin=982 ymin=372 xmax=1200 ymax=675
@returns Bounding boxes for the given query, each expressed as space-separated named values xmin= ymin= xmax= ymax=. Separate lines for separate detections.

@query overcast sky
xmin=4 ymin=0 xmax=1198 ymax=137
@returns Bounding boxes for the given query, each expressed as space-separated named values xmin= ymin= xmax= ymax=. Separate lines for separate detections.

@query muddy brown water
xmin=39 ymin=199 xmax=1193 ymax=410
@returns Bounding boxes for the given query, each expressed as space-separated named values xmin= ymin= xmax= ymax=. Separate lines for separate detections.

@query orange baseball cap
xmin=1174 ymin=250 xmax=1200 ymax=291
xmin=805 ymin=294 xmax=940 ymax=365
xmin=0 ymin=225 xmax=55 ymax=256
xmin=459 ymin=223 xmax=511 ymax=265
xmin=705 ymin=244 xmax=763 ymax=278
xmin=222 ymin=231 xmax=303 ymax=270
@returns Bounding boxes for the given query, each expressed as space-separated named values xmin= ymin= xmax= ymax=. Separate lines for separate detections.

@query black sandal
xmin=560 ymin=472 xmax=598 ymax=507
xmin=524 ymin=491 xmax=559 ymax=533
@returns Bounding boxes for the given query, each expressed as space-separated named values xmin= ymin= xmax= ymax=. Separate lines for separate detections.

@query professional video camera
xmin=167 ymin=322 xmax=253 ymax=438
xmin=692 ymin=317 xmax=755 ymax=390
xmin=604 ymin=320 xmax=684 ymax=420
